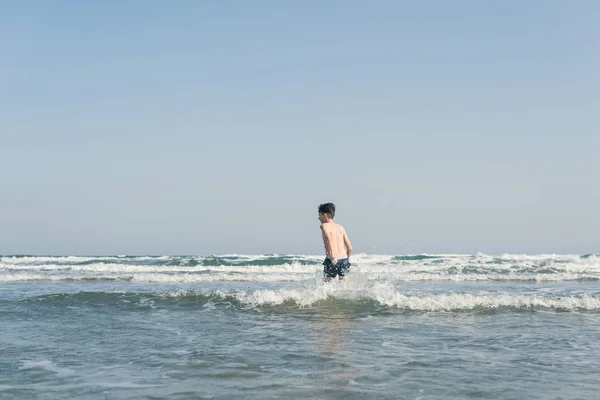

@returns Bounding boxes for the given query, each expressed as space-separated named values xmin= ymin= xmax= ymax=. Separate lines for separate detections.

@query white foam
xmin=0 ymin=272 xmax=313 ymax=283
xmin=219 ymin=283 xmax=600 ymax=310
xmin=355 ymin=271 xmax=600 ymax=282
xmin=0 ymin=256 xmax=170 ymax=265
xmin=2 ymin=268 xmax=599 ymax=283
xmin=2 ymin=256 xmax=97 ymax=265
xmin=19 ymin=360 xmax=74 ymax=377
xmin=2 ymin=253 xmax=599 ymax=283
xmin=0 ymin=261 xmax=320 ymax=274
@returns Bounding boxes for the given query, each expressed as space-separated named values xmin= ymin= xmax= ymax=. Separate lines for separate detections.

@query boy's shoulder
xmin=321 ymin=221 xmax=344 ymax=231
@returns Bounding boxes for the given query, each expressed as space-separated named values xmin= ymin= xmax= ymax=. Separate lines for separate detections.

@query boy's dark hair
xmin=318 ymin=203 xmax=336 ymax=218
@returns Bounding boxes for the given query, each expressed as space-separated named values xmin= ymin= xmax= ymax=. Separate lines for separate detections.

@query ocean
xmin=1 ymin=253 xmax=599 ymax=399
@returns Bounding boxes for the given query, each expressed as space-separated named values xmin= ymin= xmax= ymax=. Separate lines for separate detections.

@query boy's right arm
xmin=343 ymin=229 xmax=353 ymax=259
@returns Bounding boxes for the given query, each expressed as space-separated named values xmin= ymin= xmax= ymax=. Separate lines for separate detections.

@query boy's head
xmin=318 ymin=203 xmax=335 ymax=222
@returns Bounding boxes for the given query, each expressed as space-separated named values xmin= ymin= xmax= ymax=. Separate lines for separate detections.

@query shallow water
xmin=2 ymin=254 xmax=599 ymax=399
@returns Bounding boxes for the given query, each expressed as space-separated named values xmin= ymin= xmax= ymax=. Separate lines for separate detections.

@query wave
xmin=3 ymin=272 xmax=600 ymax=283
xmin=0 ymin=272 xmax=313 ymax=283
xmin=0 ymin=254 xmax=324 ymax=267
xmin=2 ymin=267 xmax=600 ymax=284
xmin=2 ymin=253 xmax=600 ymax=283
xmin=2 ymin=253 xmax=597 ymax=266
xmin=17 ymin=285 xmax=600 ymax=312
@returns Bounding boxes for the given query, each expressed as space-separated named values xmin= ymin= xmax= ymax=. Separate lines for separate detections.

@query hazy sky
xmin=1 ymin=1 xmax=599 ymax=255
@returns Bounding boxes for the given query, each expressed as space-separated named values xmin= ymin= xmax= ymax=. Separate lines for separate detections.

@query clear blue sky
xmin=1 ymin=1 xmax=599 ymax=255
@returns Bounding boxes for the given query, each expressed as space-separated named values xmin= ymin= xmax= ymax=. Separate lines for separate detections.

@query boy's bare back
xmin=320 ymin=222 xmax=351 ymax=263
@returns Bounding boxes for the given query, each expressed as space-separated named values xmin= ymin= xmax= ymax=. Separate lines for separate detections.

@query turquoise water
xmin=2 ymin=254 xmax=600 ymax=399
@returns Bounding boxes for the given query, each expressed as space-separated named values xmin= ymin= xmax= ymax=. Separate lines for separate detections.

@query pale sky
xmin=1 ymin=1 xmax=599 ymax=255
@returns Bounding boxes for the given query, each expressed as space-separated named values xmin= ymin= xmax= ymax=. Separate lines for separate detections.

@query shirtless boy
xmin=318 ymin=203 xmax=353 ymax=281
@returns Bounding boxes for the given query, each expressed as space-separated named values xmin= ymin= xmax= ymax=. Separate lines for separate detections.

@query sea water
xmin=1 ymin=253 xmax=599 ymax=399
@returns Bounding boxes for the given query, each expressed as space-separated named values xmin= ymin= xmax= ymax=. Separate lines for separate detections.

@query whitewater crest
xmin=24 ymin=280 xmax=600 ymax=312
xmin=1 ymin=253 xmax=600 ymax=283
xmin=214 ymin=281 xmax=600 ymax=311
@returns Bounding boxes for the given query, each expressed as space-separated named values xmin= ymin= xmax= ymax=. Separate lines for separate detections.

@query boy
xmin=318 ymin=202 xmax=353 ymax=281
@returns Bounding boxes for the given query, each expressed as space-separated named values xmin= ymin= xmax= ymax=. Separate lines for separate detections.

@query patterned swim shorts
xmin=323 ymin=258 xmax=351 ymax=278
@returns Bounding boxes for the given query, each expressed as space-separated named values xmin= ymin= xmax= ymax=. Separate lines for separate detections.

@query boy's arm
xmin=343 ymin=229 xmax=353 ymax=259
xmin=320 ymin=225 xmax=336 ymax=262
